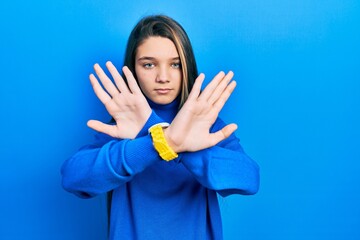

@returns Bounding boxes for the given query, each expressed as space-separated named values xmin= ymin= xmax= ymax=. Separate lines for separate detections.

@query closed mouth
xmin=155 ymin=88 xmax=172 ymax=94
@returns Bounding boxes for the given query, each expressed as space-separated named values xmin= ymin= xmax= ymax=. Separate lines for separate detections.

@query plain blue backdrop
xmin=1 ymin=0 xmax=359 ymax=239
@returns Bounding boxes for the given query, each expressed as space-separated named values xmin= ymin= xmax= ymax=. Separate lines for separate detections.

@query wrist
xmin=148 ymin=123 xmax=178 ymax=161
xmin=162 ymin=127 xmax=180 ymax=153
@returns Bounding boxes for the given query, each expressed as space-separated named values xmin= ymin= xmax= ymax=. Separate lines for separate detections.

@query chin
xmin=152 ymin=97 xmax=175 ymax=105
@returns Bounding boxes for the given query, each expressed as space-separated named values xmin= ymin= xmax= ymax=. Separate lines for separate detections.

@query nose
xmin=156 ymin=66 xmax=170 ymax=83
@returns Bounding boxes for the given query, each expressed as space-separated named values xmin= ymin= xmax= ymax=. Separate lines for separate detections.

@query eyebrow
xmin=137 ymin=56 xmax=180 ymax=61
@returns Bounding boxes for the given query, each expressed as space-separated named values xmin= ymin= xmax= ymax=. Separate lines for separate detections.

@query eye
xmin=143 ymin=63 xmax=155 ymax=69
xmin=171 ymin=62 xmax=181 ymax=69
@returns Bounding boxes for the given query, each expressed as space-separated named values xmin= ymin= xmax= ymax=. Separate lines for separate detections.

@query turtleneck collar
xmin=146 ymin=97 xmax=180 ymax=123
xmin=147 ymin=97 xmax=180 ymax=111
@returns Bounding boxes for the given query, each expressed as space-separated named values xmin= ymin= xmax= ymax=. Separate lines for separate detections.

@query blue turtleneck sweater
xmin=61 ymin=98 xmax=259 ymax=240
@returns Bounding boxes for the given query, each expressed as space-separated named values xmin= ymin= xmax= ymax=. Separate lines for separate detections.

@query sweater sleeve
xmin=61 ymin=111 xmax=165 ymax=198
xmin=179 ymin=118 xmax=260 ymax=197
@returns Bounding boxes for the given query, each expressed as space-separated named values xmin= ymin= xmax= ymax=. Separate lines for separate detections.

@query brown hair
xmin=123 ymin=15 xmax=198 ymax=107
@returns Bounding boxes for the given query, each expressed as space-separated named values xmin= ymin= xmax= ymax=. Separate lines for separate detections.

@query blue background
xmin=1 ymin=0 xmax=359 ymax=239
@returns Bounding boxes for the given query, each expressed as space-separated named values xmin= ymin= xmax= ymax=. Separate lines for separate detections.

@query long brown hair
xmin=123 ymin=14 xmax=198 ymax=107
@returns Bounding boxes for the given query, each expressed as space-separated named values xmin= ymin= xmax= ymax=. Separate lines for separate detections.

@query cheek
xmin=138 ymin=76 xmax=158 ymax=99
xmin=135 ymin=68 xmax=150 ymax=88
xmin=173 ymin=71 xmax=182 ymax=87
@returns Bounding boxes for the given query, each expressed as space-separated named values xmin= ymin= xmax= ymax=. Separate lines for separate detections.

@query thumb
xmin=221 ymin=123 xmax=238 ymax=138
xmin=210 ymin=123 xmax=238 ymax=146
xmin=87 ymin=120 xmax=117 ymax=138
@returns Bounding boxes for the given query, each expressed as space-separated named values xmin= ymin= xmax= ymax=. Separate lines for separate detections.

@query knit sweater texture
xmin=61 ymin=98 xmax=260 ymax=240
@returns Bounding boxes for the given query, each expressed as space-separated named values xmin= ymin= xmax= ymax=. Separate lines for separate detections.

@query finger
xmin=208 ymin=71 xmax=234 ymax=105
xmin=213 ymin=80 xmax=237 ymax=111
xmin=94 ymin=63 xmax=119 ymax=97
xmin=187 ymin=73 xmax=205 ymax=101
xmin=198 ymin=71 xmax=225 ymax=101
xmin=87 ymin=120 xmax=118 ymax=138
xmin=209 ymin=123 xmax=238 ymax=146
xmin=89 ymin=74 xmax=112 ymax=104
xmin=122 ymin=66 xmax=142 ymax=94
xmin=106 ymin=61 xmax=130 ymax=94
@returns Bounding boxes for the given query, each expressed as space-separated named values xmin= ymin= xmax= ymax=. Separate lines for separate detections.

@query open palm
xmin=87 ymin=61 xmax=151 ymax=139
xmin=164 ymin=71 xmax=238 ymax=152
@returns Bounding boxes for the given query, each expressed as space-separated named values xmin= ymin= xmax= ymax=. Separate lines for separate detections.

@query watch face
xmin=148 ymin=123 xmax=170 ymax=133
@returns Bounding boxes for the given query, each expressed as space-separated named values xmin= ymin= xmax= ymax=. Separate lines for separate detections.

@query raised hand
xmin=87 ymin=61 xmax=152 ymax=139
xmin=164 ymin=71 xmax=237 ymax=153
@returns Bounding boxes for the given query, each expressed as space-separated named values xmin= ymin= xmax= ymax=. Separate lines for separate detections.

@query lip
xmin=155 ymin=88 xmax=172 ymax=94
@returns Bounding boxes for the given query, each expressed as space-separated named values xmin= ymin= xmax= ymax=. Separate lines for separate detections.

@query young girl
xmin=61 ymin=15 xmax=259 ymax=240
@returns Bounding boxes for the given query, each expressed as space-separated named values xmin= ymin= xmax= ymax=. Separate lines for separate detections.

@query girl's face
xmin=135 ymin=36 xmax=182 ymax=105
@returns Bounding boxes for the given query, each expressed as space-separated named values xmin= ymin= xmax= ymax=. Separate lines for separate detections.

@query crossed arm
xmin=62 ymin=62 xmax=259 ymax=197
xmin=88 ymin=61 xmax=238 ymax=153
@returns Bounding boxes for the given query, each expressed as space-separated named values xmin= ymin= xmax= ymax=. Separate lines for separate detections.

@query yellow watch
xmin=148 ymin=123 xmax=178 ymax=161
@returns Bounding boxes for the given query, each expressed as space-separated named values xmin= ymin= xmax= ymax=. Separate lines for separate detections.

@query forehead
xmin=136 ymin=37 xmax=179 ymax=59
